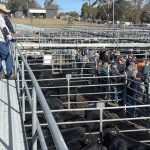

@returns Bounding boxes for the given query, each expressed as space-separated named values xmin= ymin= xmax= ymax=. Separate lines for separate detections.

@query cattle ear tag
xmin=85 ymin=138 xmax=89 ymax=144
xmin=98 ymin=138 xmax=102 ymax=143
xmin=110 ymin=130 xmax=117 ymax=135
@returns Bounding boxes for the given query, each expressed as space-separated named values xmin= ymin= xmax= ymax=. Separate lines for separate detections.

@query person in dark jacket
xmin=134 ymin=73 xmax=145 ymax=102
xmin=102 ymin=50 xmax=110 ymax=63
xmin=99 ymin=49 xmax=105 ymax=61
xmin=141 ymin=59 xmax=150 ymax=82
xmin=99 ymin=61 xmax=109 ymax=99
xmin=4 ymin=15 xmax=15 ymax=34
xmin=126 ymin=74 xmax=136 ymax=116
xmin=117 ymin=57 xmax=126 ymax=74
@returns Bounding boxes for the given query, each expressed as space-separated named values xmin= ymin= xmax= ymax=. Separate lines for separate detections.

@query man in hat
xmin=0 ymin=4 xmax=16 ymax=80
xmin=0 ymin=4 xmax=15 ymax=34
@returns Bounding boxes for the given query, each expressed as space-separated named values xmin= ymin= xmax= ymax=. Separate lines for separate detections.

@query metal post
xmin=100 ymin=108 xmax=103 ymax=133
xmin=145 ymin=51 xmax=148 ymax=59
xmin=67 ymin=77 xmax=70 ymax=109
xmin=66 ymin=74 xmax=71 ymax=109
xmin=22 ymin=61 xmax=25 ymax=121
xmin=11 ymin=43 xmax=15 ymax=64
xmin=60 ymin=50 xmax=62 ymax=73
xmin=108 ymin=65 xmax=110 ymax=100
xmin=39 ymin=30 xmax=41 ymax=48
xmin=123 ymin=73 xmax=127 ymax=117
xmin=25 ymin=50 xmax=28 ymax=60
xmin=14 ymin=44 xmax=17 ymax=74
xmin=94 ymin=75 xmax=98 ymax=93
xmin=32 ymin=87 xmax=37 ymax=150
xmin=147 ymin=83 xmax=150 ymax=128
xmin=16 ymin=47 xmax=20 ymax=95
xmin=52 ymin=60 xmax=54 ymax=74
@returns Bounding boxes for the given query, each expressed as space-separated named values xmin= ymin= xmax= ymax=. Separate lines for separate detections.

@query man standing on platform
xmin=0 ymin=4 xmax=16 ymax=80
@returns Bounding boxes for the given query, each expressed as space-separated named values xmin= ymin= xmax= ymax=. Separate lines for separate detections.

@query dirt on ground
xmin=11 ymin=18 xmax=108 ymax=28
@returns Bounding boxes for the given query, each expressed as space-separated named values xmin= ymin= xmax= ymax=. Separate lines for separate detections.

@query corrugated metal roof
xmin=0 ymin=79 xmax=26 ymax=150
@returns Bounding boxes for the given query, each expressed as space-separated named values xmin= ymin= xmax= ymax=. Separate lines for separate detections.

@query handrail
xmin=24 ymin=81 xmax=48 ymax=150
xmin=15 ymin=43 xmax=68 ymax=150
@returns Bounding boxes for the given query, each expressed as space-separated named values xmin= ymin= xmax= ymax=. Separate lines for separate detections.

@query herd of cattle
xmin=24 ymin=62 xmax=150 ymax=150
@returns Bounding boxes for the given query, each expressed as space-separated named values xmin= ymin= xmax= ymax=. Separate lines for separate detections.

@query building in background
xmin=14 ymin=8 xmax=58 ymax=18
xmin=14 ymin=0 xmax=58 ymax=18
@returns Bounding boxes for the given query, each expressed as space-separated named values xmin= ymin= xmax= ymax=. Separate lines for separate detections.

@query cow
xmin=61 ymin=127 xmax=86 ymax=150
xmin=102 ymin=126 xmax=150 ymax=150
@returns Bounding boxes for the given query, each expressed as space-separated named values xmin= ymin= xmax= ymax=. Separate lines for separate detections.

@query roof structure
xmin=29 ymin=8 xmax=46 ymax=13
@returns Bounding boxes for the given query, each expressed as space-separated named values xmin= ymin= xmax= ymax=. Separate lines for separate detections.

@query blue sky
xmin=38 ymin=0 xmax=84 ymax=13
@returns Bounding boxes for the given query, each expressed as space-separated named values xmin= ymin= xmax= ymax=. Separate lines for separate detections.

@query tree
xmin=129 ymin=0 xmax=144 ymax=24
xmin=91 ymin=0 xmax=145 ymax=24
xmin=7 ymin=0 xmax=39 ymax=10
xmin=81 ymin=2 xmax=91 ymax=20
xmin=141 ymin=4 xmax=150 ymax=23
xmin=7 ymin=0 xmax=25 ymax=10
xmin=94 ymin=0 xmax=111 ymax=21
xmin=92 ymin=7 xmax=98 ymax=20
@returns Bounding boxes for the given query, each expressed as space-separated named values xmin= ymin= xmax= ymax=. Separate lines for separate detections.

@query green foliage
xmin=58 ymin=11 xmax=79 ymax=21
xmin=81 ymin=3 xmax=91 ymax=20
xmin=3 ymin=0 xmax=150 ymax=24
xmin=67 ymin=17 xmax=73 ymax=25
xmin=7 ymin=0 xmax=39 ymax=11
xmin=141 ymin=4 xmax=150 ymax=23
xmin=81 ymin=0 xmax=150 ymax=24
xmin=66 ymin=11 xmax=79 ymax=18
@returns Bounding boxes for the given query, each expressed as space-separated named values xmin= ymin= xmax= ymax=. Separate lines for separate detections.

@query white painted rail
xmin=17 ymin=42 xmax=150 ymax=48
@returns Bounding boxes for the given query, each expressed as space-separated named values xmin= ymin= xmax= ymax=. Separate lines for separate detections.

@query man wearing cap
xmin=0 ymin=4 xmax=16 ymax=80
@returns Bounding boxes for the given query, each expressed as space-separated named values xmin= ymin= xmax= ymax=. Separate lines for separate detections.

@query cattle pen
xmin=0 ymin=25 xmax=150 ymax=150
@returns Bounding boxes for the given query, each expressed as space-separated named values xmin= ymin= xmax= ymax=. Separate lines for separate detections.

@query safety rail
xmin=125 ymin=77 xmax=150 ymax=120
xmin=15 ymin=27 xmax=150 ymax=45
xmin=13 ymin=43 xmax=68 ymax=150
xmin=23 ymin=69 xmax=150 ymax=144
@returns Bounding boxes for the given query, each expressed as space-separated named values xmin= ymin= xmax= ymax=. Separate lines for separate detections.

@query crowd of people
xmin=75 ymin=48 xmax=149 ymax=82
xmin=74 ymin=48 xmax=150 ymax=107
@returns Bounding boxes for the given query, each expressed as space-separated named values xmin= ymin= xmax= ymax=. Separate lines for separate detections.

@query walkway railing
xmin=13 ymin=43 xmax=68 ymax=150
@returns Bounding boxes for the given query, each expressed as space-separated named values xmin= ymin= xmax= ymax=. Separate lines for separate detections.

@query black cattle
xmin=84 ymin=103 xmax=100 ymax=131
xmin=63 ymin=128 xmax=105 ymax=150
xmin=81 ymin=133 xmax=105 ymax=150
xmin=102 ymin=126 xmax=150 ymax=150
xmin=84 ymin=103 xmax=112 ymax=131
xmin=46 ymin=96 xmax=64 ymax=110
xmin=61 ymin=127 xmax=86 ymax=150
xmin=46 ymin=96 xmax=83 ymax=124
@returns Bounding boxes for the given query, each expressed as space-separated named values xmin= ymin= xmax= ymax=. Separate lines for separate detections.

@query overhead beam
xmin=17 ymin=42 xmax=150 ymax=48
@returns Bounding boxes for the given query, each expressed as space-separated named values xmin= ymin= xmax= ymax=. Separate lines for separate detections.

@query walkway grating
xmin=0 ymin=79 xmax=26 ymax=150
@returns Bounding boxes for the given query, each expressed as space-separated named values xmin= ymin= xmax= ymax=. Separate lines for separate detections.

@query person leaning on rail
xmin=0 ymin=4 xmax=16 ymax=80
xmin=4 ymin=13 xmax=15 ymax=35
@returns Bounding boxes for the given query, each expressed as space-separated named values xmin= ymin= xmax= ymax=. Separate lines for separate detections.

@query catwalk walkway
xmin=0 ymin=79 xmax=26 ymax=150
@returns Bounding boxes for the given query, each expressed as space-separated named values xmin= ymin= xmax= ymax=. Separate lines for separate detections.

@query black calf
xmin=103 ymin=126 xmax=150 ymax=150
xmin=61 ymin=127 xmax=86 ymax=150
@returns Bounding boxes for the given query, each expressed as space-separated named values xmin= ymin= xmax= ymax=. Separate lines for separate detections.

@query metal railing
xmin=15 ymin=27 xmax=150 ymax=44
xmin=13 ymin=43 xmax=68 ymax=150
xmin=23 ymin=67 xmax=150 ymax=143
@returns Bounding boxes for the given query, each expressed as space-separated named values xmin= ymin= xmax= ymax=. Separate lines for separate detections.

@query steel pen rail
xmin=13 ymin=43 xmax=68 ymax=150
